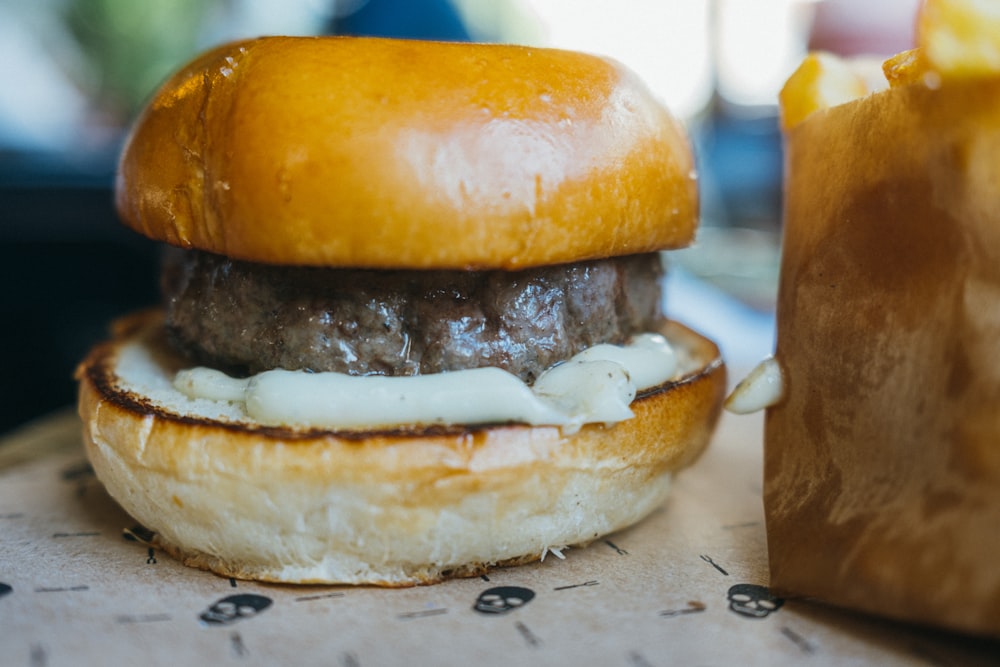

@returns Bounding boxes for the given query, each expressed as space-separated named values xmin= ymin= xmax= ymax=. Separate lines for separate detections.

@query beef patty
xmin=162 ymin=249 xmax=665 ymax=382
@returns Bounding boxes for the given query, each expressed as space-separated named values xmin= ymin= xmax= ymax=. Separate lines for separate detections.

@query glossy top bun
xmin=115 ymin=36 xmax=697 ymax=270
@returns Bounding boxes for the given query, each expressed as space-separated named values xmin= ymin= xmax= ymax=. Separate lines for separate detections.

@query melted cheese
xmin=173 ymin=333 xmax=678 ymax=430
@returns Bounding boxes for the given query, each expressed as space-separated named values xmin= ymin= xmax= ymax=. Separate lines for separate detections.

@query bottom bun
xmin=76 ymin=311 xmax=725 ymax=585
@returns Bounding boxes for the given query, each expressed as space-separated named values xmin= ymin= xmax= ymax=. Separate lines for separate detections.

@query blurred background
xmin=0 ymin=0 xmax=920 ymax=435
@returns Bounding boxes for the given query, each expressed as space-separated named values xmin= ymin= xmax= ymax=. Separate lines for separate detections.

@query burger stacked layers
xmin=77 ymin=36 xmax=725 ymax=585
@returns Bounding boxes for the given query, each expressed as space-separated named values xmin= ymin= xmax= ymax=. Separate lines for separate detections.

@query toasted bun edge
xmin=77 ymin=314 xmax=725 ymax=585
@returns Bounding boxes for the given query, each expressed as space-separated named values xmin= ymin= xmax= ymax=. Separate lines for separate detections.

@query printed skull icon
xmin=727 ymin=584 xmax=784 ymax=619
xmin=473 ymin=586 xmax=536 ymax=615
xmin=199 ymin=593 xmax=273 ymax=626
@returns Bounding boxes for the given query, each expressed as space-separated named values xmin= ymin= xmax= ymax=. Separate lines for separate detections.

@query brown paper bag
xmin=765 ymin=75 xmax=1000 ymax=637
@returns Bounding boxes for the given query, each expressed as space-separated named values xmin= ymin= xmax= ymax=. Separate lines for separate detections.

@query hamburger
xmin=77 ymin=36 xmax=725 ymax=585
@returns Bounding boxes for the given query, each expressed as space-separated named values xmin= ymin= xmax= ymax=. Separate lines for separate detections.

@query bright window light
xmin=714 ymin=0 xmax=817 ymax=108
xmin=525 ymin=0 xmax=713 ymax=119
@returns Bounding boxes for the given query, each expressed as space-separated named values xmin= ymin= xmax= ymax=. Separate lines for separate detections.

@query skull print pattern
xmin=199 ymin=594 xmax=273 ymax=626
xmin=473 ymin=586 xmax=536 ymax=615
xmin=726 ymin=584 xmax=784 ymax=619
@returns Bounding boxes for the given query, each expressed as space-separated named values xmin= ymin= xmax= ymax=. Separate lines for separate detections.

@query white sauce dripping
xmin=724 ymin=356 xmax=785 ymax=414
